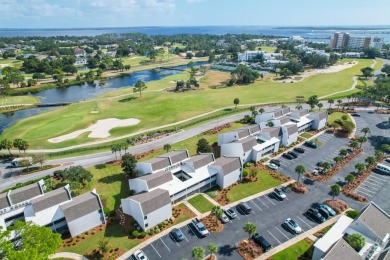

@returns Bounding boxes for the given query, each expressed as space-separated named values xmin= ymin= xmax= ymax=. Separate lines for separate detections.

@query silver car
xmin=284 ymin=218 xmax=302 ymax=234
xmin=224 ymin=208 xmax=237 ymax=219
xmin=134 ymin=250 xmax=148 ymax=260
xmin=219 ymin=212 xmax=229 ymax=223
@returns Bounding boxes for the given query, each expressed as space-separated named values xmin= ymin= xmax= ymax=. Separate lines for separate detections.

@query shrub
xmin=103 ymin=207 xmax=110 ymax=215
xmin=346 ymin=233 xmax=365 ymax=251
xmin=132 ymin=230 xmax=139 ymax=237
xmin=141 ymin=231 xmax=147 ymax=238
xmin=242 ymin=169 xmax=248 ymax=178
xmin=346 ymin=210 xmax=359 ymax=219
xmin=128 ymin=229 xmax=133 ymax=235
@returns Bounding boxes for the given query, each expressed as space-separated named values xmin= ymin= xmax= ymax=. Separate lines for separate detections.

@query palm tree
xmin=345 ymin=174 xmax=355 ymax=184
xmin=111 ymin=146 xmax=118 ymax=160
xmin=317 ymin=103 xmax=323 ymax=111
xmin=355 ymin=163 xmax=366 ymax=174
xmin=20 ymin=140 xmax=29 ymax=154
xmin=365 ymin=156 xmax=376 ymax=165
xmin=163 ymin=144 xmax=172 ymax=152
xmin=328 ymin=99 xmax=334 ymax=109
xmin=322 ymin=162 xmax=332 ymax=172
xmin=122 ymin=143 xmax=129 ymax=154
xmin=207 ymin=243 xmax=217 ymax=258
xmin=346 ymin=95 xmax=351 ymax=106
xmin=339 ymin=149 xmax=348 ymax=157
xmin=361 ymin=127 xmax=371 ymax=137
xmin=295 ymin=104 xmax=303 ymax=110
xmin=243 ymin=222 xmax=257 ymax=238
xmin=266 ymin=121 xmax=274 ymax=127
xmin=13 ymin=138 xmax=23 ymax=154
xmin=358 ymin=136 xmax=368 ymax=148
xmin=0 ymin=139 xmax=13 ymax=156
xmin=258 ymin=108 xmax=265 ymax=114
xmin=333 ymin=156 xmax=343 ymax=165
xmin=375 ymin=150 xmax=384 ymax=161
xmin=192 ymin=246 xmax=205 ymax=260
xmin=337 ymin=100 xmax=343 ymax=109
xmin=295 ymin=165 xmax=306 ymax=183
xmin=211 ymin=205 xmax=223 ymax=226
xmin=350 ymin=141 xmax=359 ymax=150
xmin=330 ymin=184 xmax=341 ymax=200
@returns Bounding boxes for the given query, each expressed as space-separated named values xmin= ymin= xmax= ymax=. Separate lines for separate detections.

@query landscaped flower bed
xmin=21 ymin=164 xmax=60 ymax=175
xmin=237 ymin=239 xmax=263 ymax=260
xmin=375 ymin=109 xmax=390 ymax=114
xmin=324 ymin=199 xmax=349 ymax=214
xmin=290 ymin=182 xmax=308 ymax=194
xmin=258 ymin=165 xmax=291 ymax=183
xmin=306 ymin=149 xmax=362 ymax=182
xmin=202 ymin=122 xmax=232 ymax=135
xmin=200 ymin=214 xmax=224 ymax=233
xmin=134 ymin=148 xmax=162 ymax=160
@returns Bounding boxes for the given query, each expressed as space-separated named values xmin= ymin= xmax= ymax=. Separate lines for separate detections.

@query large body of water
xmin=1 ymin=26 xmax=390 ymax=42
xmin=0 ymin=61 xmax=207 ymax=134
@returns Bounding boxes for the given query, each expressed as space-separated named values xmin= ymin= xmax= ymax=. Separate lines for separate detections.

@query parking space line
xmin=305 ymin=214 xmax=317 ymax=224
xmin=187 ymin=223 xmax=198 ymax=235
xmin=357 ymin=186 xmax=376 ymax=193
xmin=236 ymin=214 xmax=241 ymax=220
xmin=160 ymin=238 xmax=171 ymax=252
xmin=275 ymin=227 xmax=290 ymax=240
xmin=257 ymin=197 xmax=269 ymax=208
xmin=364 ymin=179 xmax=382 ymax=186
xmin=365 ymin=176 xmax=384 ymax=183
xmin=250 ymin=200 xmax=262 ymax=211
xmin=362 ymin=182 xmax=381 ymax=189
xmin=267 ymin=230 xmax=282 ymax=244
xmin=356 ymin=189 xmax=373 ymax=197
xmin=179 ymin=228 xmax=189 ymax=242
xmin=269 ymin=193 xmax=281 ymax=202
xmin=150 ymin=243 xmax=161 ymax=258
xmin=264 ymin=195 xmax=276 ymax=205
xmin=369 ymin=174 xmax=388 ymax=181
xmin=297 ymin=216 xmax=313 ymax=228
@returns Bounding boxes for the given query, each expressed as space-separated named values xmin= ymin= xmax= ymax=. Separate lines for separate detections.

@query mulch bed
xmin=290 ymin=182 xmax=308 ymax=194
xmin=21 ymin=164 xmax=60 ymax=175
xmin=237 ymin=239 xmax=263 ymax=260
xmin=200 ymin=214 xmax=224 ymax=233
xmin=324 ymin=199 xmax=349 ymax=214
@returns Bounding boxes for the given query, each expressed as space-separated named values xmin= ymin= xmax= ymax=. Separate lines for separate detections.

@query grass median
xmin=188 ymin=194 xmax=214 ymax=213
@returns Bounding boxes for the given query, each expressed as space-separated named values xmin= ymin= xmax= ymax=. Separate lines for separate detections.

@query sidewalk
xmin=49 ymin=252 xmax=88 ymax=260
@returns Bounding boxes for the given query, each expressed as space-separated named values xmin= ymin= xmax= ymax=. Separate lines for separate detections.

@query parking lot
xmin=133 ymin=186 xmax=336 ymax=260
xmin=355 ymin=161 xmax=390 ymax=199
xmin=277 ymin=132 xmax=350 ymax=180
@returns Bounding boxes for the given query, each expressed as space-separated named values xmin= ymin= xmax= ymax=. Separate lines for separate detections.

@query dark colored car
xmin=316 ymin=161 xmax=324 ymax=167
xmin=305 ymin=141 xmax=318 ymax=148
xmin=307 ymin=208 xmax=326 ymax=223
xmin=294 ymin=147 xmax=305 ymax=153
xmin=270 ymin=159 xmax=281 ymax=167
xmin=237 ymin=202 xmax=252 ymax=214
xmin=282 ymin=153 xmax=294 ymax=160
xmin=170 ymin=228 xmax=184 ymax=242
xmin=318 ymin=208 xmax=330 ymax=219
xmin=351 ymin=113 xmax=361 ymax=117
xmin=318 ymin=204 xmax=336 ymax=217
xmin=252 ymin=233 xmax=272 ymax=252
xmin=288 ymin=151 xmax=298 ymax=158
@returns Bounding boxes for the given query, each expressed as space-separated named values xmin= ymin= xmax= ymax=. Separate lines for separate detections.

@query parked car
xmin=318 ymin=204 xmax=336 ymax=217
xmin=385 ymin=157 xmax=390 ymax=163
xmin=224 ymin=208 xmax=237 ymax=219
xmin=284 ymin=218 xmax=303 ymax=234
xmin=270 ymin=159 xmax=281 ymax=167
xmin=351 ymin=113 xmax=361 ymax=117
xmin=307 ymin=208 xmax=326 ymax=223
xmin=267 ymin=163 xmax=279 ymax=170
xmin=219 ymin=213 xmax=229 ymax=223
xmin=282 ymin=153 xmax=294 ymax=160
xmin=192 ymin=218 xmax=209 ymax=237
xmin=294 ymin=147 xmax=305 ymax=153
xmin=312 ymin=169 xmax=319 ymax=176
xmin=316 ymin=161 xmax=324 ymax=167
xmin=305 ymin=141 xmax=318 ymax=148
xmin=252 ymin=233 xmax=272 ymax=252
xmin=237 ymin=202 xmax=252 ymax=214
xmin=288 ymin=151 xmax=298 ymax=158
xmin=134 ymin=250 xmax=148 ymax=260
xmin=274 ymin=188 xmax=287 ymax=200
xmin=170 ymin=228 xmax=184 ymax=242
xmin=318 ymin=208 xmax=330 ymax=219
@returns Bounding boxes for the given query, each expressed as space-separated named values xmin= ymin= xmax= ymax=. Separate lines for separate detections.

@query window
xmin=144 ymin=215 xmax=148 ymax=220
xmin=145 ymin=223 xmax=149 ymax=227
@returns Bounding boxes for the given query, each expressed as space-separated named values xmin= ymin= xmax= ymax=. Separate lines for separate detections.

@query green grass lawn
xmin=0 ymin=96 xmax=40 ymax=106
xmin=300 ymin=132 xmax=314 ymax=139
xmin=328 ymin=111 xmax=354 ymax=129
xmin=188 ymin=194 xmax=214 ymax=213
xmin=227 ymin=170 xmax=282 ymax=202
xmin=271 ymin=238 xmax=313 ymax=260
xmin=1 ymin=59 xmax=374 ymax=149
xmin=258 ymin=46 xmax=277 ymax=53
xmin=74 ymin=163 xmax=130 ymax=211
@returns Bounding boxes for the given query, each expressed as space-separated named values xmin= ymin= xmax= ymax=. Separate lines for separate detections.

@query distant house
xmin=74 ymin=48 xmax=86 ymax=57
xmin=74 ymin=57 xmax=88 ymax=65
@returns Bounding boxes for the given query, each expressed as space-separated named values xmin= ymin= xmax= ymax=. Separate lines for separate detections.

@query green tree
xmin=295 ymin=104 xmax=303 ymax=110
xmin=365 ymin=156 xmax=376 ymax=165
xmin=355 ymin=163 xmax=366 ymax=174
xmin=207 ymin=243 xmax=218 ymax=257
xmin=13 ymin=138 xmax=23 ymax=154
xmin=243 ymin=222 xmax=257 ymax=238
xmin=358 ymin=136 xmax=367 ymax=148
xmin=0 ymin=138 xmax=13 ymax=156
xmin=345 ymin=174 xmax=355 ymax=184
xmin=350 ymin=141 xmax=359 ymax=150
xmin=381 ymin=64 xmax=390 ymax=76
xmin=375 ymin=150 xmax=384 ymax=161
xmin=0 ymin=221 xmax=62 ymax=259
xmin=322 ymin=162 xmax=332 ymax=172
xmin=258 ymin=107 xmax=265 ymax=114
xmin=249 ymin=106 xmax=258 ymax=117
xmin=19 ymin=140 xmax=29 ymax=153
xmin=163 ymin=144 xmax=172 ymax=152
xmin=381 ymin=144 xmax=390 ymax=153
xmin=192 ymin=246 xmax=205 ymax=260
xmin=111 ymin=145 xmax=119 ymax=160
xmin=360 ymin=67 xmax=374 ymax=79
xmin=295 ymin=165 xmax=306 ymax=183
xmin=281 ymin=68 xmax=292 ymax=78
xmin=196 ymin=138 xmax=211 ymax=153
xmin=133 ymin=80 xmax=147 ymax=97
xmin=61 ymin=166 xmax=93 ymax=186
xmin=328 ymin=99 xmax=334 ymax=109
xmin=346 ymin=233 xmax=365 ymax=251
xmin=211 ymin=205 xmax=223 ymax=226
xmin=337 ymin=99 xmax=343 ymax=109
xmin=233 ymin=98 xmax=240 ymax=109
xmin=339 ymin=149 xmax=348 ymax=157
xmin=317 ymin=103 xmax=323 ymax=111
xmin=333 ymin=156 xmax=343 ymax=165
xmin=121 ymin=153 xmax=138 ymax=178
xmin=307 ymin=95 xmax=319 ymax=111
xmin=361 ymin=127 xmax=371 ymax=137
xmin=98 ymin=238 xmax=110 ymax=253
xmin=33 ymin=153 xmax=47 ymax=168
xmin=330 ymin=184 xmax=341 ymax=200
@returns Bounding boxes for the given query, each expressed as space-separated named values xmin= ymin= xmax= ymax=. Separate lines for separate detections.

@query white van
xmin=375 ymin=163 xmax=390 ymax=174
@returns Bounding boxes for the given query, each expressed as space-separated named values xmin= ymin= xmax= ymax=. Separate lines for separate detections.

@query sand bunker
xmin=48 ymin=118 xmax=140 ymax=143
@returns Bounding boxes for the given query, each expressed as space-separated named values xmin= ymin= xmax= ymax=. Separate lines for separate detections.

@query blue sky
xmin=1 ymin=0 xmax=390 ymax=28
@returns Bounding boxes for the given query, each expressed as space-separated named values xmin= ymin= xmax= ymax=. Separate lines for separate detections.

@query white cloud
xmin=186 ymin=0 xmax=207 ymax=3
xmin=85 ymin=0 xmax=175 ymax=13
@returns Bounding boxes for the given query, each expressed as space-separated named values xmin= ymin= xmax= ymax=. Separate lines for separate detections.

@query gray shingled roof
xmin=260 ymin=127 xmax=281 ymax=138
xmin=187 ymin=154 xmax=214 ymax=169
xmin=241 ymin=125 xmax=261 ymax=135
xmin=298 ymin=109 xmax=309 ymax=116
xmin=318 ymin=111 xmax=327 ymax=120
xmin=0 ymin=193 xmax=10 ymax=210
xmin=284 ymin=124 xmax=298 ymax=135
xmin=159 ymin=150 xmax=188 ymax=165
xmin=236 ymin=129 xmax=250 ymax=139
xmin=61 ymin=192 xmax=102 ymax=222
xmin=130 ymin=188 xmax=171 ymax=215
xmin=272 ymin=109 xmax=283 ymax=118
xmin=236 ymin=137 xmax=258 ymax=152
xmin=145 ymin=157 xmax=171 ymax=172
xmin=212 ymin=157 xmax=241 ymax=176
xmin=137 ymin=171 xmax=173 ymax=189
xmin=31 ymin=187 xmax=71 ymax=213
xmin=322 ymin=239 xmax=361 ymax=260
xmin=279 ymin=115 xmax=291 ymax=125
xmin=9 ymin=182 xmax=43 ymax=204
xmin=356 ymin=202 xmax=390 ymax=240
xmin=281 ymin=107 xmax=290 ymax=115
